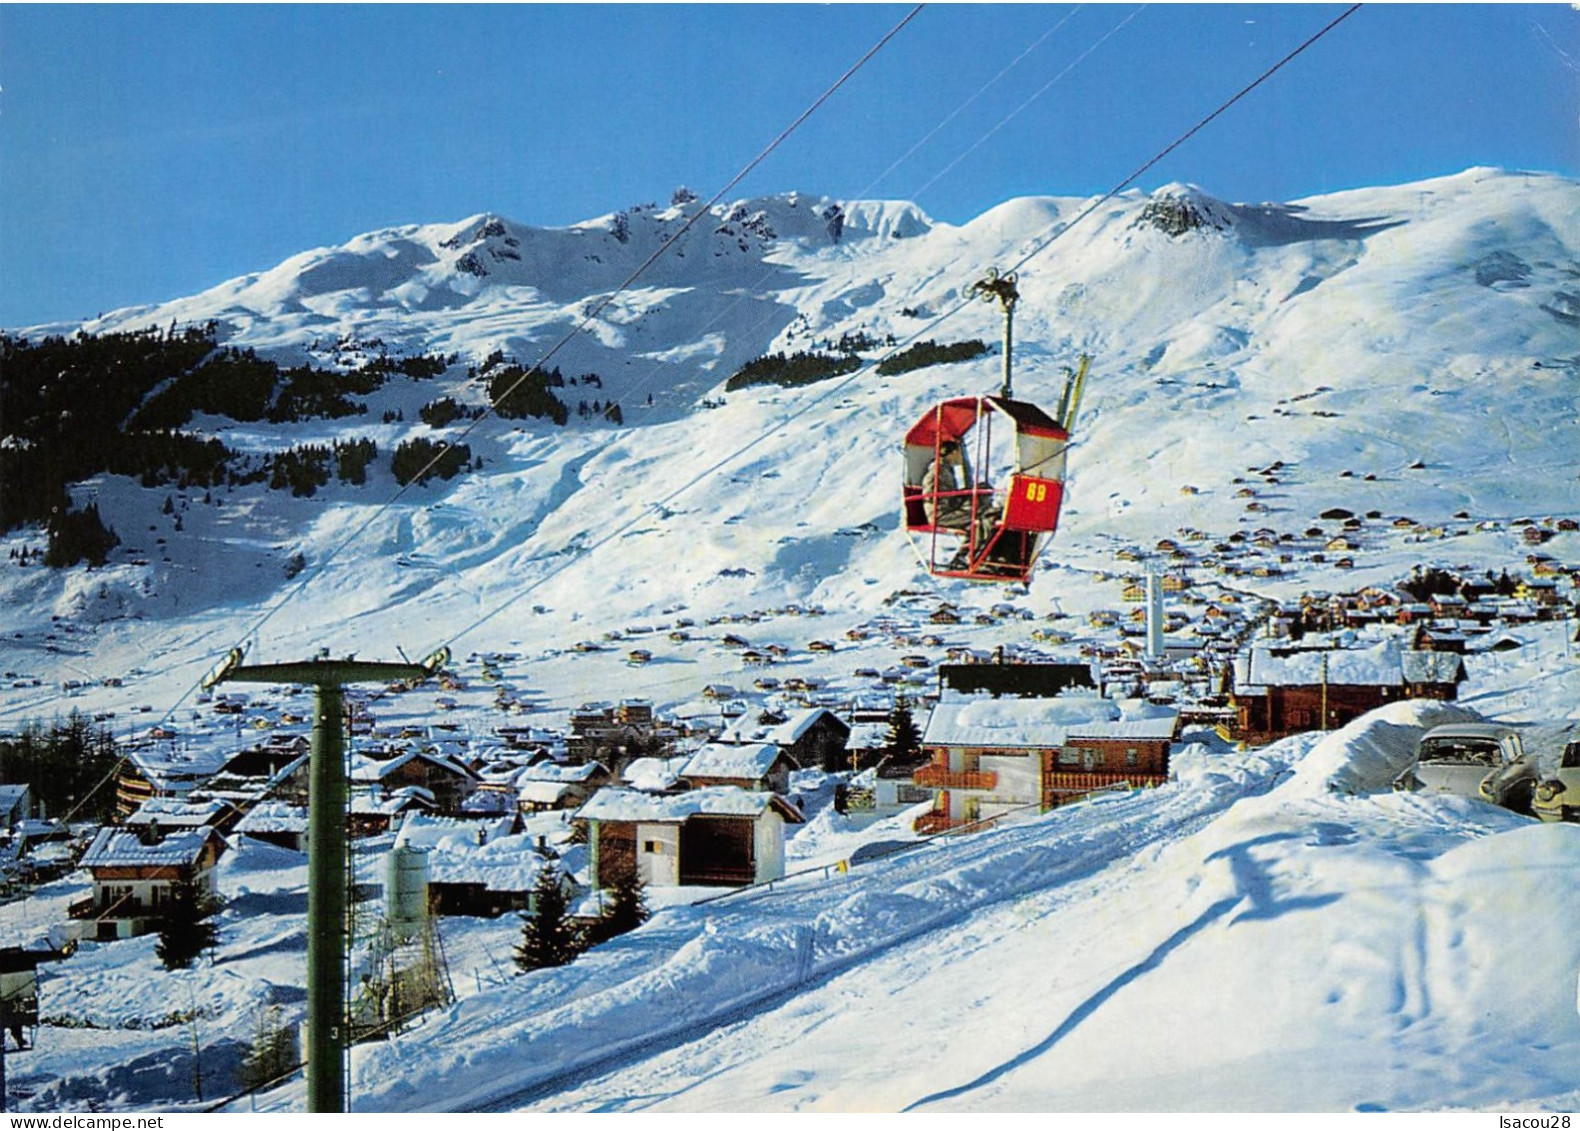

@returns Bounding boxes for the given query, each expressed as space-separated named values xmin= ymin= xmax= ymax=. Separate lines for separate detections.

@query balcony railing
xmin=913 ymin=811 xmax=970 ymax=835
xmin=913 ymin=764 xmax=997 ymax=791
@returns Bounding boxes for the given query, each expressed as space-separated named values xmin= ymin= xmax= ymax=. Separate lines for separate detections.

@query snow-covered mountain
xmin=6 ymin=167 xmax=1577 ymax=707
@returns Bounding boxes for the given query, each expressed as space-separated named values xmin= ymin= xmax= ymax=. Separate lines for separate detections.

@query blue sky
xmin=2 ymin=3 xmax=1575 ymax=328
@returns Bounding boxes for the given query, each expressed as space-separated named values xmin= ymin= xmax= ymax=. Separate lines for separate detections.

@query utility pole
xmin=969 ymin=268 xmax=1019 ymax=399
xmin=1321 ymin=649 xmax=1330 ymax=732
xmin=206 ymin=650 xmax=442 ymax=1113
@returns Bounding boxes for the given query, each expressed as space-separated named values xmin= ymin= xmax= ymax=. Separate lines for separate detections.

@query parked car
xmin=1392 ymin=723 xmax=1538 ymax=814
xmin=1532 ymin=734 xmax=1580 ymax=823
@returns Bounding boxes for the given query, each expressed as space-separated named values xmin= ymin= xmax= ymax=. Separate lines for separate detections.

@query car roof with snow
xmin=1421 ymin=723 xmax=1521 ymax=741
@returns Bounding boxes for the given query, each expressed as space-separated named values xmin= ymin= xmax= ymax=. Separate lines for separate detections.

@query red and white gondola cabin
xmin=902 ymin=395 xmax=1070 ymax=583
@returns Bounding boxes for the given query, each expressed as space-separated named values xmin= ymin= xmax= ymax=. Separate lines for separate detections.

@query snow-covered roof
xmin=349 ymin=749 xmax=477 ymax=783
xmin=349 ymin=786 xmax=435 ymax=815
xmin=576 ymin=786 xmax=803 ymax=824
xmin=681 ymin=742 xmax=793 ymax=781
xmin=234 ymin=802 xmax=308 ymax=835
xmin=518 ymin=761 xmax=607 ymax=785
xmin=518 ymin=780 xmax=577 ymax=806
xmin=1066 ymin=717 xmax=1180 ymax=741
xmin=620 ymin=756 xmax=690 ymax=792
xmin=124 ymin=747 xmax=230 ymax=790
xmin=80 ymin=825 xmax=223 ymax=869
xmin=394 ymin=812 xmax=519 ymax=852
xmin=717 ymin=707 xmax=847 ymax=746
xmin=1234 ymin=641 xmax=1463 ymax=689
xmin=126 ymin=797 xmax=230 ymax=828
xmin=392 ymin=818 xmax=553 ymax=893
xmin=923 ymin=692 xmax=1178 ymax=749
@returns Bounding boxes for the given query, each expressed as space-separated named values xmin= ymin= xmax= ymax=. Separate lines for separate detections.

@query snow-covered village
xmin=1 ymin=2 xmax=1578 ymax=1117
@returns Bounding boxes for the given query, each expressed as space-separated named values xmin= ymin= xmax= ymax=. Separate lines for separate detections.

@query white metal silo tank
xmin=385 ymin=844 xmax=429 ymax=943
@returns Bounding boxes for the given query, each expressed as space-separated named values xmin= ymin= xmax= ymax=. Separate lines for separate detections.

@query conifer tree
xmin=884 ymin=698 xmax=921 ymax=761
xmin=156 ymin=875 xmax=221 ymax=970
xmin=582 ymin=870 xmax=649 ymax=948
xmin=513 ymin=866 xmax=580 ymax=971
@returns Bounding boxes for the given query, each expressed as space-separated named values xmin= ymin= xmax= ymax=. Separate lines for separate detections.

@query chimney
xmin=140 ymin=818 xmax=163 ymax=846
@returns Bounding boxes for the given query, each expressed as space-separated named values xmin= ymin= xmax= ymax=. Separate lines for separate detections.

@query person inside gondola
xmin=922 ymin=440 xmax=973 ymax=531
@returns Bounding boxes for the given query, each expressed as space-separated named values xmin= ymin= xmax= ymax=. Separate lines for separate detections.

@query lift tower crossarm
xmin=215 ymin=657 xmax=433 ymax=1113
xmin=219 ymin=660 xmax=430 ymax=687
xmin=968 ymin=268 xmax=1020 ymax=400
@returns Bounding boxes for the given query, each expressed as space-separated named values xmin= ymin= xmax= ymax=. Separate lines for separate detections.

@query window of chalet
xmin=643 ymin=840 xmax=663 ymax=854
xmin=1125 ymin=748 xmax=1139 ymax=767
xmin=1058 ymin=748 xmax=1079 ymax=766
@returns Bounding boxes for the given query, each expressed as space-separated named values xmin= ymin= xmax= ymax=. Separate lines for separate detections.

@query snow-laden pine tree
xmin=155 ymin=875 xmax=221 ymax=970
xmin=513 ymin=866 xmax=580 ymax=970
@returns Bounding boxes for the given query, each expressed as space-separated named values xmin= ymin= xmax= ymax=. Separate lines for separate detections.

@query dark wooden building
xmin=577 ymin=786 xmax=802 ymax=889
xmin=1230 ymin=642 xmax=1464 ymax=745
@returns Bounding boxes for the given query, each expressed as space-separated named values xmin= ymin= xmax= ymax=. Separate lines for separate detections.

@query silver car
xmin=1393 ymin=723 xmax=1538 ymax=814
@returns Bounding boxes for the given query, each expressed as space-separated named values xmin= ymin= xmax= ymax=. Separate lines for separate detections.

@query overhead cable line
xmin=568 ymin=3 xmax=1118 ymax=449
xmin=425 ymin=3 xmax=1364 ymax=658
xmin=378 ymin=2 xmax=927 ymax=499
xmin=907 ymin=6 xmax=1146 ymax=205
xmin=35 ymin=6 xmax=927 ymax=827
xmin=864 ymin=5 xmax=1086 ymax=197
xmin=996 ymin=3 xmax=1364 ymax=282
xmin=185 ymin=3 xmax=923 ymax=667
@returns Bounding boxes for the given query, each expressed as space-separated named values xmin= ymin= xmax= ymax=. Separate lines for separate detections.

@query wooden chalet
xmin=915 ymin=690 xmax=1178 ymax=833
xmin=566 ymin=699 xmax=667 ymax=772
xmin=514 ymin=760 xmax=611 ymax=813
xmin=715 ymin=707 xmax=851 ymax=772
xmin=678 ymin=743 xmax=798 ymax=795
xmin=114 ymin=746 xmax=229 ymax=819
xmin=348 ymin=786 xmax=437 ymax=838
xmin=577 ymin=786 xmax=803 ymax=889
xmin=349 ymin=748 xmax=478 ymax=814
xmin=73 ymin=825 xmax=227 ymax=941
xmin=1230 ymin=640 xmax=1465 ymax=744
xmin=392 ymin=813 xmax=554 ymax=918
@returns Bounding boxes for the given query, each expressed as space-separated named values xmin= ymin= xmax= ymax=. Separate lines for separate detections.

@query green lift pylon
xmin=207 ymin=650 xmax=445 ymax=1112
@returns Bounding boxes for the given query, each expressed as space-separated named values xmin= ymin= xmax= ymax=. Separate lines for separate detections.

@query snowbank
xmin=1287 ymin=699 xmax=1485 ymax=796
